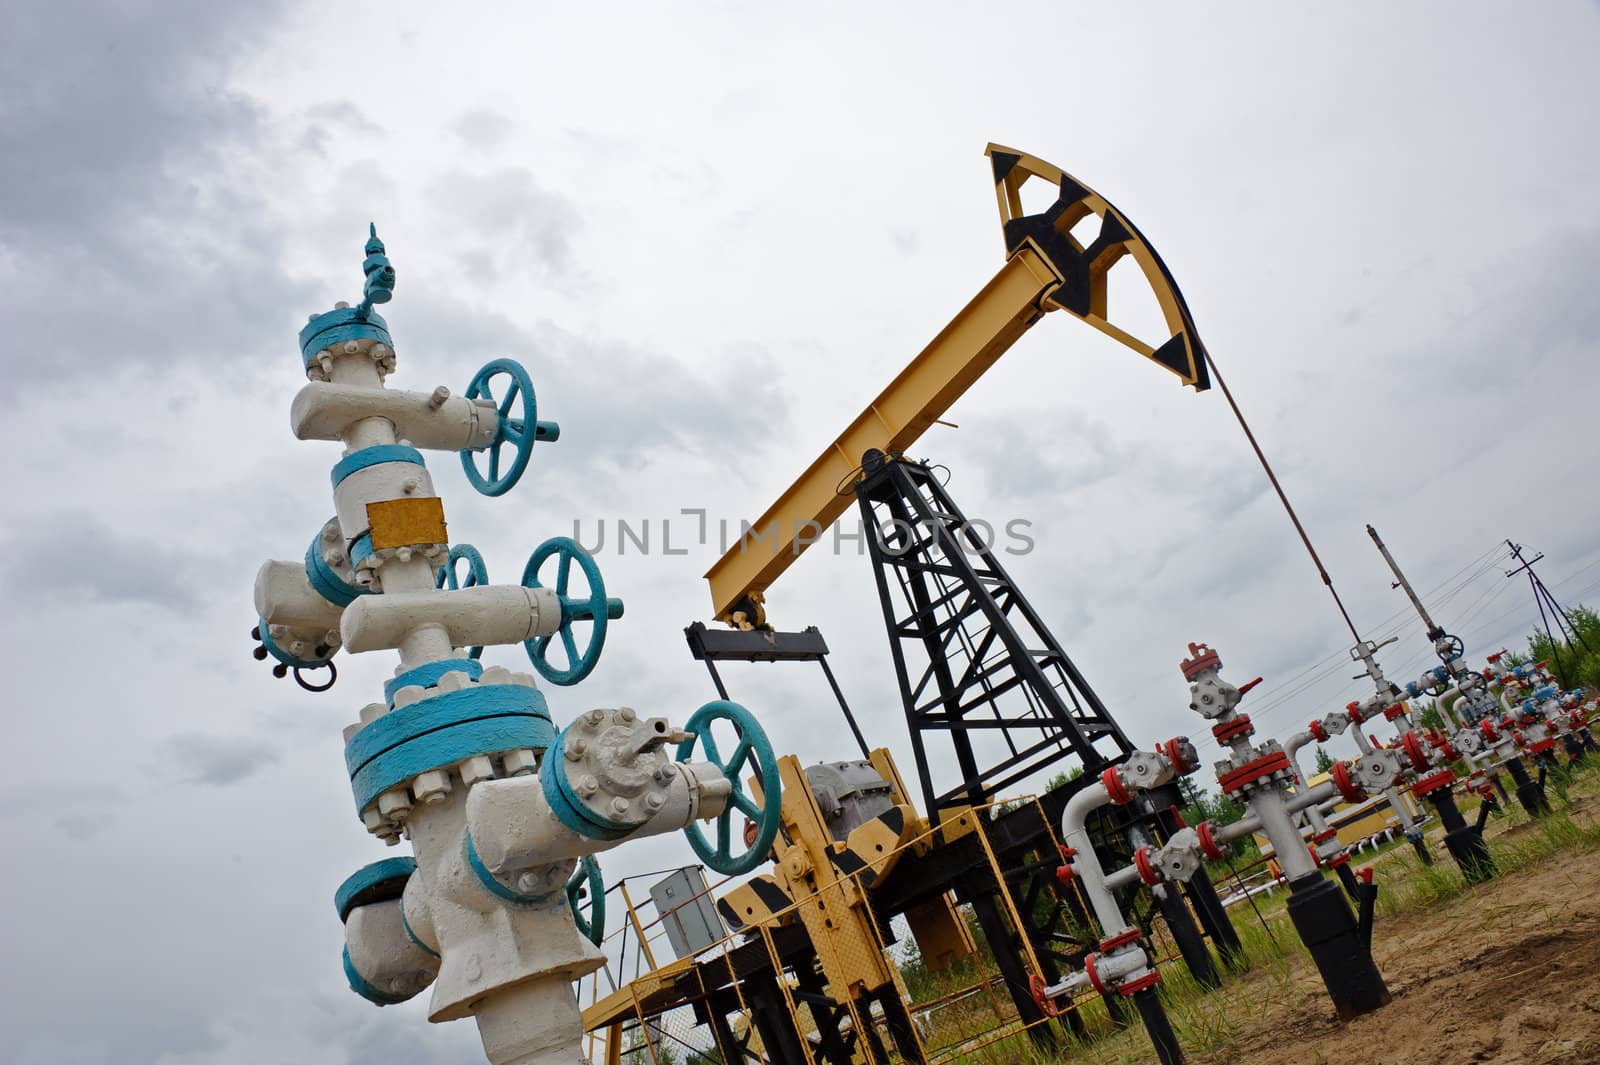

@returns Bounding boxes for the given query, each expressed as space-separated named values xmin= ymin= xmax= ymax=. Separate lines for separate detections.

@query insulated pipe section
xmin=342 ymin=585 xmax=562 ymax=653
xmin=291 ymin=382 xmax=500 ymax=452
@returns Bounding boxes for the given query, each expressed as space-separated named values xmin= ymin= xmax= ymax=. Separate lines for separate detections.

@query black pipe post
xmin=1355 ymin=877 xmax=1378 ymax=950
xmin=1564 ymin=733 xmax=1587 ymax=767
xmin=1423 ymin=788 xmax=1496 ymax=883
xmin=1181 ymin=872 xmax=1248 ymax=971
xmin=1153 ymin=886 xmax=1219 ymax=990
xmin=1130 ymin=986 xmax=1184 ymax=1065
xmin=1504 ymin=756 xmax=1549 ymax=816
xmin=1284 ymin=874 xmax=1392 ymax=1020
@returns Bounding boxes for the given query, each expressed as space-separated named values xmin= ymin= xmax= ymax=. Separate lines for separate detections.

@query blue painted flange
xmin=346 ymin=684 xmax=554 ymax=813
xmin=537 ymin=722 xmax=637 ymax=841
xmin=335 ymin=856 xmax=416 ymax=922
xmin=304 ymin=532 xmax=369 ymax=608
xmin=301 ymin=225 xmax=398 ymax=368
xmin=464 ymin=834 xmax=567 ymax=907
xmin=301 ymin=309 xmax=392 ymax=369
xmin=331 ymin=444 xmax=425 ymax=488
xmin=382 ymin=658 xmax=484 ymax=707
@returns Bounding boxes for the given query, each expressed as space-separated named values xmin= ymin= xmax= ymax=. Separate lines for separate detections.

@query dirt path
xmin=1186 ymin=796 xmax=1600 ymax=1064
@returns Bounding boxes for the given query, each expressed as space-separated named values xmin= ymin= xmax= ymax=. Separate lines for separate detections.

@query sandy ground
xmin=1187 ymin=790 xmax=1600 ymax=1064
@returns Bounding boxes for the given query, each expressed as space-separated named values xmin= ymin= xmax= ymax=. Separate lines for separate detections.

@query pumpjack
xmin=668 ymin=145 xmax=1244 ymax=1057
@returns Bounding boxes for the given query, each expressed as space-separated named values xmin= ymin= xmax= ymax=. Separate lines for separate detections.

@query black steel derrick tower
xmin=855 ymin=448 xmax=1131 ymax=820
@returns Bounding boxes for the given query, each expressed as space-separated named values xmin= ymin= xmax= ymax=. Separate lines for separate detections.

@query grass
xmin=1011 ymin=769 xmax=1600 ymax=1065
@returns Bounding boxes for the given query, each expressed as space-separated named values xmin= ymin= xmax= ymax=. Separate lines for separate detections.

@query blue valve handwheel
xmin=460 ymin=359 xmax=557 ymax=497
xmin=435 ymin=544 xmax=489 ymax=660
xmin=676 ymin=701 xmax=781 ymax=876
xmin=521 ymin=537 xmax=624 ymax=686
xmin=566 ymin=855 xmax=605 ymax=946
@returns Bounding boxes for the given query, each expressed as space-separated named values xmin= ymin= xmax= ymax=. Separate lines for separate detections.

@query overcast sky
xmin=3 ymin=3 xmax=1598 ymax=1063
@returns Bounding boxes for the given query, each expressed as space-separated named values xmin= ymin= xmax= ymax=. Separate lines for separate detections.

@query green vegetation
xmin=1522 ymin=603 xmax=1600 ymax=692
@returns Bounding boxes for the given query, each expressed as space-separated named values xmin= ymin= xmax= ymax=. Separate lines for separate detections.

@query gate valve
xmin=435 ymin=544 xmax=489 ymax=659
xmin=521 ymin=537 xmax=625 ymax=686
xmin=1105 ymin=749 xmax=1175 ymax=801
xmin=1149 ymin=827 xmax=1205 ymax=883
xmin=1185 ymin=652 xmax=1245 ymax=718
xmin=1350 ymin=748 xmax=1406 ymax=793
xmin=459 ymin=358 xmax=561 ymax=497
xmin=1451 ymin=728 xmax=1485 ymax=758
xmin=676 ymin=701 xmax=783 ymax=875
xmin=1160 ymin=736 xmax=1202 ymax=776
xmin=1479 ymin=718 xmax=1500 ymax=742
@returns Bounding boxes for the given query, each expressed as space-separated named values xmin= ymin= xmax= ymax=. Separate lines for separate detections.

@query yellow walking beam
xmin=704 ymin=144 xmax=1211 ymax=628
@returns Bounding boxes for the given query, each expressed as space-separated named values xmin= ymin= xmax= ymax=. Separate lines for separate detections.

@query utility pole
xmin=1505 ymin=540 xmax=1594 ymax=683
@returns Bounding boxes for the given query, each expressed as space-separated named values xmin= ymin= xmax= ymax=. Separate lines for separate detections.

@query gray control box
xmin=649 ymin=866 xmax=726 ymax=959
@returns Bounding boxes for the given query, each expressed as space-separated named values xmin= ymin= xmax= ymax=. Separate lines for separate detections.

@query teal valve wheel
xmin=460 ymin=358 xmax=560 ymax=497
xmin=521 ymin=537 xmax=624 ymax=686
xmin=566 ymin=855 xmax=605 ymax=946
xmin=675 ymin=701 xmax=781 ymax=876
xmin=435 ymin=544 xmax=489 ymax=660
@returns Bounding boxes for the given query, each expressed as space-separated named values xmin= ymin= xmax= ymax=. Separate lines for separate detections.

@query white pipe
xmin=1251 ymin=790 xmax=1319 ymax=880
xmin=292 ymin=382 xmax=499 ymax=451
xmin=342 ymin=585 xmax=562 ymax=653
xmin=1214 ymin=813 xmax=1262 ymax=845
xmin=1283 ymin=780 xmax=1338 ymax=816
xmin=1061 ymin=782 xmax=1134 ymax=936
xmin=254 ymin=559 xmax=345 ymax=630
xmin=466 ymin=761 xmax=732 ymax=871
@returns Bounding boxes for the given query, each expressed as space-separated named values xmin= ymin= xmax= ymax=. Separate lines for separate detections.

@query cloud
xmin=0 ymin=0 xmax=308 ymax=389
xmin=396 ymin=292 xmax=788 ymax=472
xmin=166 ymin=733 xmax=280 ymax=787
xmin=427 ymin=167 xmax=582 ymax=277
xmin=449 ymin=109 xmax=516 ymax=150
xmin=1 ymin=513 xmax=207 ymax=611
xmin=54 ymin=813 xmax=108 ymax=841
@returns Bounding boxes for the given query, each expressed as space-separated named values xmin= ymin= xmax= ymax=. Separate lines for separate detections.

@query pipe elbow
xmin=336 ymin=858 xmax=439 ymax=1006
xmin=344 ymin=897 xmax=440 ymax=1006
xmin=1061 ymin=781 xmax=1110 ymax=845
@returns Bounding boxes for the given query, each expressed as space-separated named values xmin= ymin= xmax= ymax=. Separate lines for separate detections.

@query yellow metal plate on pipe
xmin=366 ymin=496 xmax=448 ymax=549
